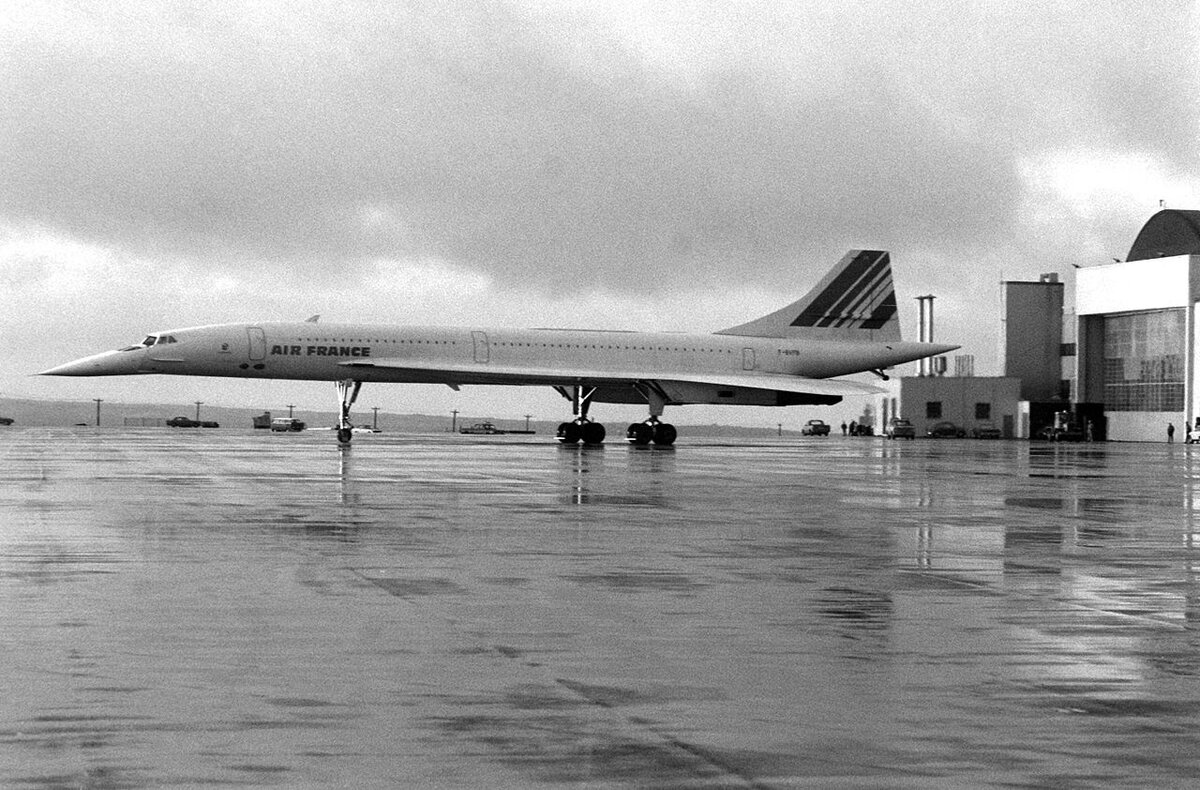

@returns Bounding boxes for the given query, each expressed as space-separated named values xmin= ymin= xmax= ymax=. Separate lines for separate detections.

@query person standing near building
xmin=1168 ymin=422 xmax=1175 ymax=442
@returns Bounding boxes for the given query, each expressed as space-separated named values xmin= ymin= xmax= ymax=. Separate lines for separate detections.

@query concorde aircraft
xmin=41 ymin=250 xmax=957 ymax=445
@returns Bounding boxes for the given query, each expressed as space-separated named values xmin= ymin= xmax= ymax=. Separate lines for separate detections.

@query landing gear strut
xmin=336 ymin=379 xmax=362 ymax=444
xmin=554 ymin=384 xmax=606 ymax=445
xmin=626 ymin=383 xmax=676 ymax=445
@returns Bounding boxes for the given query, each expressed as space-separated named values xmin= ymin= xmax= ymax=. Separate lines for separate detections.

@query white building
xmin=899 ymin=375 xmax=1023 ymax=437
xmin=1074 ymin=210 xmax=1200 ymax=442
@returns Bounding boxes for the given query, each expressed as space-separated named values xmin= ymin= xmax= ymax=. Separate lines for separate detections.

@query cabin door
xmin=472 ymin=331 xmax=490 ymax=363
xmin=742 ymin=347 xmax=756 ymax=371
xmin=247 ymin=327 xmax=267 ymax=361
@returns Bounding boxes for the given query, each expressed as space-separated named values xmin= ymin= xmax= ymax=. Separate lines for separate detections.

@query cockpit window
xmin=120 ymin=334 xmax=163 ymax=352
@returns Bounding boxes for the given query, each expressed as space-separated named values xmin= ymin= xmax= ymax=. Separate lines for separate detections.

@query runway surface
xmin=5 ymin=428 xmax=1200 ymax=788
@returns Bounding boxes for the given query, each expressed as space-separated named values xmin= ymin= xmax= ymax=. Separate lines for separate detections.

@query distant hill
xmin=0 ymin=396 xmax=460 ymax=432
xmin=0 ymin=395 xmax=799 ymax=437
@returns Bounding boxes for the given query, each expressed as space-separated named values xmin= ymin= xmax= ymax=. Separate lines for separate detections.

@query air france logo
xmin=271 ymin=345 xmax=372 ymax=357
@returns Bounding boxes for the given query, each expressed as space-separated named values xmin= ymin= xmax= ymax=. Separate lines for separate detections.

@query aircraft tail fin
xmin=716 ymin=250 xmax=900 ymax=340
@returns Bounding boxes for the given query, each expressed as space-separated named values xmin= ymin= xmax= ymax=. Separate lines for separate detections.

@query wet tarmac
xmin=5 ymin=429 xmax=1200 ymax=787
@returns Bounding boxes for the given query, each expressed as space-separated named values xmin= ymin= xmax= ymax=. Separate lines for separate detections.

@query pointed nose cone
xmin=40 ymin=349 xmax=144 ymax=376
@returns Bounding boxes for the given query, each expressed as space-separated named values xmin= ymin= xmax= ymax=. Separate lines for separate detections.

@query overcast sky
xmin=3 ymin=1 xmax=1199 ymax=427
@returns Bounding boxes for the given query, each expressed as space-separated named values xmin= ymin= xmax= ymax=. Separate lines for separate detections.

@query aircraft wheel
xmin=337 ymin=427 xmax=353 ymax=444
xmin=556 ymin=422 xmax=581 ymax=444
xmin=652 ymin=423 xmax=677 ymax=445
xmin=626 ymin=422 xmax=653 ymax=445
xmin=580 ymin=421 xmax=606 ymax=445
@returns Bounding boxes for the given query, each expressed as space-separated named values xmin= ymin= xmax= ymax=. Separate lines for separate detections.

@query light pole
xmin=371 ymin=407 xmax=380 ymax=431
xmin=194 ymin=401 xmax=204 ymax=421
xmin=93 ymin=398 xmax=103 ymax=426
xmin=451 ymin=409 xmax=459 ymax=433
xmin=286 ymin=404 xmax=295 ymax=418
xmin=525 ymin=414 xmax=532 ymax=432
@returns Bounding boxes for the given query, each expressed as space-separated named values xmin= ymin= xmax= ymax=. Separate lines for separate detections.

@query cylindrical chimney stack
xmin=916 ymin=295 xmax=935 ymax=376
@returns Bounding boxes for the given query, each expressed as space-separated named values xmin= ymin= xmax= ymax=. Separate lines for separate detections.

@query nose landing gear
xmin=336 ymin=379 xmax=362 ymax=444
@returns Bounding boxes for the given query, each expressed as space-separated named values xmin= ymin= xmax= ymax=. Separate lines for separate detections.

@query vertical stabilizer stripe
xmin=791 ymin=251 xmax=882 ymax=327
xmin=822 ymin=259 xmax=893 ymax=327
xmin=795 ymin=251 xmax=893 ymax=328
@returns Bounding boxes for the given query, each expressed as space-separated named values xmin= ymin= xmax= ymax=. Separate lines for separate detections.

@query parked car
xmin=166 ymin=416 xmax=219 ymax=428
xmin=1038 ymin=423 xmax=1084 ymax=442
xmin=1038 ymin=410 xmax=1084 ymax=442
xmin=461 ymin=422 xmax=505 ymax=434
xmin=0 ymin=417 xmax=13 ymax=426
xmin=801 ymin=419 xmax=831 ymax=436
xmin=972 ymin=423 xmax=1002 ymax=439
xmin=885 ymin=418 xmax=916 ymax=439
xmin=926 ymin=421 xmax=966 ymax=438
xmin=270 ymin=417 xmax=306 ymax=432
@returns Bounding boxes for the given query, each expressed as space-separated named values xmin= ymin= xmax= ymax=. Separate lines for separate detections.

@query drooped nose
xmin=39 ymin=349 xmax=146 ymax=376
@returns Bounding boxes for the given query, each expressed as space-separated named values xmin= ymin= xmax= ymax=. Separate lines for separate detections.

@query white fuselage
xmin=71 ymin=321 xmax=935 ymax=381
xmin=42 ymin=320 xmax=958 ymax=412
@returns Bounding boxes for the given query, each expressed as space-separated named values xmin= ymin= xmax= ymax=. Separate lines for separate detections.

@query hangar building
xmin=870 ymin=210 xmax=1200 ymax=442
xmin=1075 ymin=209 xmax=1200 ymax=442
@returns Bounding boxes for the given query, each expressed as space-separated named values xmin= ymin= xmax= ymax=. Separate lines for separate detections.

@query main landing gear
xmin=553 ymin=383 xmax=677 ymax=446
xmin=336 ymin=379 xmax=362 ymax=444
xmin=626 ymin=382 xmax=675 ymax=445
xmin=554 ymin=385 xmax=606 ymax=445
xmin=624 ymin=419 xmax=676 ymax=446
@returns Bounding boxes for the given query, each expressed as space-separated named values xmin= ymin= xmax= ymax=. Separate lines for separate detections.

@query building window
xmin=975 ymin=403 xmax=991 ymax=420
xmin=1102 ymin=308 xmax=1185 ymax=412
xmin=926 ymin=401 xmax=942 ymax=419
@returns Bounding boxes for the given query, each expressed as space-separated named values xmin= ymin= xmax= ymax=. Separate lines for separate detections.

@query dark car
xmin=801 ymin=419 xmax=831 ymax=436
xmin=972 ymin=423 xmax=1002 ymax=439
xmin=927 ymin=421 xmax=966 ymax=438
xmin=167 ymin=416 xmax=218 ymax=428
xmin=0 ymin=417 xmax=13 ymax=426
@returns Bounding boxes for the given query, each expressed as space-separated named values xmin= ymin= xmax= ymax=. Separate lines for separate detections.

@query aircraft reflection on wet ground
xmin=7 ymin=428 xmax=1200 ymax=787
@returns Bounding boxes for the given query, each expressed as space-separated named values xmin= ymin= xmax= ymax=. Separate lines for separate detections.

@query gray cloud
xmin=2 ymin=1 xmax=1196 ymax=300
